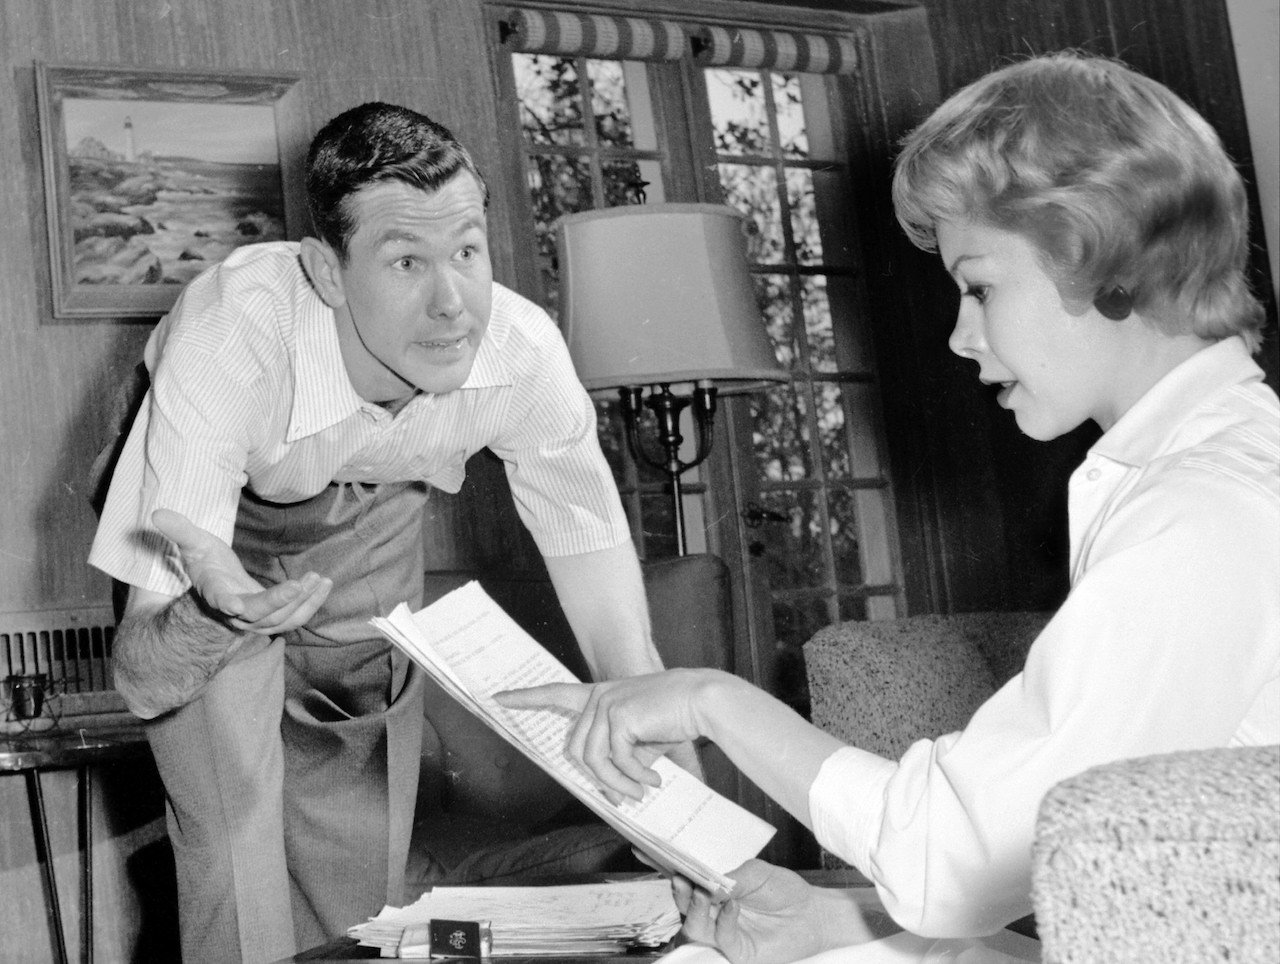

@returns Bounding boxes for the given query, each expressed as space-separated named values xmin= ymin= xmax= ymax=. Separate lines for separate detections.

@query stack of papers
xmin=348 ymin=879 xmax=681 ymax=957
xmin=370 ymin=581 xmax=776 ymax=899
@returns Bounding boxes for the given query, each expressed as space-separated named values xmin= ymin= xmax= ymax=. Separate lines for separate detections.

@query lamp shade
xmin=557 ymin=203 xmax=787 ymax=393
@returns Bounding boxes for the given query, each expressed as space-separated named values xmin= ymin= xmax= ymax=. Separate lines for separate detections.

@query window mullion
xmin=766 ymin=68 xmax=836 ymax=607
xmin=576 ymin=56 xmax=608 ymax=208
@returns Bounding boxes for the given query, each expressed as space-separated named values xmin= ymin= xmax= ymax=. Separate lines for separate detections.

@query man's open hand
xmin=153 ymin=508 xmax=332 ymax=634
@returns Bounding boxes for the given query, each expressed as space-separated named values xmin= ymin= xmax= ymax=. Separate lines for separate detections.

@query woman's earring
xmin=1093 ymin=286 xmax=1133 ymax=321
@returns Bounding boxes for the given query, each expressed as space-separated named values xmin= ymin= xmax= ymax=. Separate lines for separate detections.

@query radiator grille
xmin=3 ymin=608 xmax=115 ymax=691
xmin=1 ymin=607 xmax=130 ymax=732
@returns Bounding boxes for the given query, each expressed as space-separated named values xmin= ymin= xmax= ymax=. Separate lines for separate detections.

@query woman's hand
xmin=153 ymin=508 xmax=332 ymax=635
xmin=494 ymin=668 xmax=729 ymax=802
xmin=678 ymin=860 xmax=825 ymax=964
xmin=498 ymin=667 xmax=846 ymax=828
xmin=676 ymin=860 xmax=897 ymax=964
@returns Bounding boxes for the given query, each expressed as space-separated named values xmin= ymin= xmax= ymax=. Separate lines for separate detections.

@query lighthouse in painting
xmin=123 ymin=115 xmax=135 ymax=162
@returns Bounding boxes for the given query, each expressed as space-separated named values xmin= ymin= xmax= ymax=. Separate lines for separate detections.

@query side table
xmin=0 ymin=727 xmax=150 ymax=964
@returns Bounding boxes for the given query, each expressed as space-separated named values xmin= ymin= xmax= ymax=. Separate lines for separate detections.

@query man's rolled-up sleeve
xmin=488 ymin=325 xmax=631 ymax=558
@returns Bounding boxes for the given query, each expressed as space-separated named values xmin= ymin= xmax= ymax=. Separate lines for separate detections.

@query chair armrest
xmin=1033 ymin=745 xmax=1280 ymax=962
xmin=641 ymin=553 xmax=733 ymax=672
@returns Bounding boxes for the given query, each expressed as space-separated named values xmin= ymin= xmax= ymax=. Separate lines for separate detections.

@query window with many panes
xmin=511 ymin=51 xmax=688 ymax=559
xmin=491 ymin=6 xmax=904 ymax=710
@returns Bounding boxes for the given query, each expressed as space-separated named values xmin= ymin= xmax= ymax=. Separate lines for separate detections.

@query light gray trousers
xmin=144 ymin=481 xmax=429 ymax=963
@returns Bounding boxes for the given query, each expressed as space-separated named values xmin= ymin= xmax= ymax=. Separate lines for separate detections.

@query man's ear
xmin=299 ymin=236 xmax=347 ymax=309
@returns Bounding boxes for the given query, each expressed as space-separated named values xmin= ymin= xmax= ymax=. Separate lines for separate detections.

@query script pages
xmin=348 ymin=878 xmax=681 ymax=957
xmin=370 ymin=581 xmax=775 ymax=900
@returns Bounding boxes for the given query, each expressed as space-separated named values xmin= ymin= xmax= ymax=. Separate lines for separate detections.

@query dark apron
xmin=144 ymin=480 xmax=430 ymax=962
xmin=236 ymin=480 xmax=428 ymax=951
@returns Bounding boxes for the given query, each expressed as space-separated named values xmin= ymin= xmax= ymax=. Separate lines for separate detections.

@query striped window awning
xmin=499 ymin=8 xmax=859 ymax=75
xmin=500 ymin=8 xmax=686 ymax=61
xmin=691 ymin=24 xmax=858 ymax=74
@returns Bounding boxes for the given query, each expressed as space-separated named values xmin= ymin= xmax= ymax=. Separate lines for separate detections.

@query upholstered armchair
xmin=803 ymin=611 xmax=1050 ymax=760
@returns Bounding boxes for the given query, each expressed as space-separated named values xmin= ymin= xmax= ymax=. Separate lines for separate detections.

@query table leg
xmin=25 ymin=768 xmax=70 ymax=964
xmin=80 ymin=765 xmax=94 ymax=964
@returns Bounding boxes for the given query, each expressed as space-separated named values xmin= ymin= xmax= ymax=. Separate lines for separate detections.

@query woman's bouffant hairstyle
xmin=305 ymin=102 xmax=488 ymax=261
xmin=892 ymin=52 xmax=1263 ymax=350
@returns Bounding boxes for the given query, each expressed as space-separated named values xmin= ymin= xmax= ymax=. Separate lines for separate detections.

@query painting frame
xmin=35 ymin=62 xmax=304 ymax=321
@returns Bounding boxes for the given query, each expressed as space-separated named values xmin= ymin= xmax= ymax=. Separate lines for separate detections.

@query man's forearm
xmin=114 ymin=590 xmax=252 ymax=719
xmin=544 ymin=543 xmax=661 ymax=681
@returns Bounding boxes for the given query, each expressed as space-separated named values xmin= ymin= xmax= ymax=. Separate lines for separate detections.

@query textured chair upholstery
xmin=1033 ymin=744 xmax=1280 ymax=963
xmin=804 ymin=611 xmax=1049 ymax=759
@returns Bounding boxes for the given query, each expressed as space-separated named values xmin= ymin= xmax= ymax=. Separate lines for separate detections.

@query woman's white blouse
xmin=809 ymin=336 xmax=1280 ymax=938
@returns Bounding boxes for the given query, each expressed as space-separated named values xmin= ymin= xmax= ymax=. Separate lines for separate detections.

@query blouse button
xmin=1086 ymin=468 xmax=1101 ymax=482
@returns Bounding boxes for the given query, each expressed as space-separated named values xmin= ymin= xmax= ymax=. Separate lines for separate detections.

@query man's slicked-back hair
xmin=305 ymin=102 xmax=489 ymax=260
xmin=892 ymin=52 xmax=1264 ymax=349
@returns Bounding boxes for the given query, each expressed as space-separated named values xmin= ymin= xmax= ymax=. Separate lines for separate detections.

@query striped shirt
xmin=809 ymin=335 xmax=1280 ymax=936
xmin=90 ymin=242 xmax=630 ymax=597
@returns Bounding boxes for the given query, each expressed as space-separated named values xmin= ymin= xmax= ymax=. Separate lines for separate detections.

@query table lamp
xmin=557 ymin=203 xmax=788 ymax=554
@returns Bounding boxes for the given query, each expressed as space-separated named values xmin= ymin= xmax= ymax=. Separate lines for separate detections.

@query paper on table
xmin=348 ymin=878 xmax=681 ymax=956
xmin=660 ymin=929 xmax=1041 ymax=963
xmin=370 ymin=581 xmax=776 ymax=899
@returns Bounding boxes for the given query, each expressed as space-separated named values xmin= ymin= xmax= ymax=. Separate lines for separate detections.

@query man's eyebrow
xmin=373 ymin=228 xmax=422 ymax=247
xmin=373 ymin=217 xmax=487 ymax=248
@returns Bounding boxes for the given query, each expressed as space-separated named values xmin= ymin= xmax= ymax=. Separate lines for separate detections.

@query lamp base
xmin=618 ymin=383 xmax=718 ymax=556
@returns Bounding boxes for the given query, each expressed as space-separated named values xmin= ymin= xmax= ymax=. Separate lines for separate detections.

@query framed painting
xmin=35 ymin=62 xmax=303 ymax=320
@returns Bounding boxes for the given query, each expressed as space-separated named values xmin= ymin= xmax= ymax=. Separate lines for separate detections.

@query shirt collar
xmin=457 ymin=304 xmax=513 ymax=390
xmin=1091 ymin=336 xmax=1264 ymax=467
xmin=286 ymin=283 xmax=514 ymax=442
xmin=287 ymin=286 xmax=365 ymax=442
